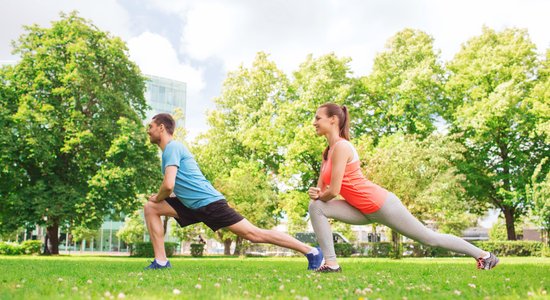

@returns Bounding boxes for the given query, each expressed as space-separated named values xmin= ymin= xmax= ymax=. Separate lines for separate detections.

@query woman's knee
xmin=308 ymin=200 xmax=324 ymax=215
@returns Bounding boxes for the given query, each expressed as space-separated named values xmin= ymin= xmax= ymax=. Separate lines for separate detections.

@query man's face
xmin=147 ymin=121 xmax=162 ymax=144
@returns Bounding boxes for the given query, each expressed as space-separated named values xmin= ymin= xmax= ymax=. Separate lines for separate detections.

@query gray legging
xmin=309 ymin=192 xmax=484 ymax=262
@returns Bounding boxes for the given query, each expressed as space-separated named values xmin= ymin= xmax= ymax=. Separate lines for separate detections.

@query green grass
xmin=0 ymin=256 xmax=548 ymax=299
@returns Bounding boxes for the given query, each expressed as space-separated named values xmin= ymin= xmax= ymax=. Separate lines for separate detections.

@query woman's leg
xmin=309 ymin=199 xmax=371 ymax=263
xmin=368 ymin=193 xmax=485 ymax=258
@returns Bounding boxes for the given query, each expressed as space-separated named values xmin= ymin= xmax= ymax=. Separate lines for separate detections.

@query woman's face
xmin=313 ymin=107 xmax=335 ymax=136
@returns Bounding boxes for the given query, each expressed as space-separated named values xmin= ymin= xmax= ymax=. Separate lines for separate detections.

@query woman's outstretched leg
xmin=368 ymin=193 xmax=498 ymax=269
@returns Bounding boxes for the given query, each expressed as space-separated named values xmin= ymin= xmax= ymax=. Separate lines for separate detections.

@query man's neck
xmin=159 ymin=135 xmax=173 ymax=151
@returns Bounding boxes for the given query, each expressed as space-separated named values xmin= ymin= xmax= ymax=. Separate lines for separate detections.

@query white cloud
xmin=128 ymin=31 xmax=205 ymax=99
xmin=1 ymin=0 xmax=131 ymax=59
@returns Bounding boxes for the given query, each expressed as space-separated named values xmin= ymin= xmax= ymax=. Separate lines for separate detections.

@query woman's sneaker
xmin=315 ymin=264 xmax=342 ymax=273
xmin=476 ymin=253 xmax=499 ymax=270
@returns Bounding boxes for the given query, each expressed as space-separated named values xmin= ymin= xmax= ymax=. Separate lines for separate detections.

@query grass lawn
xmin=0 ymin=255 xmax=548 ymax=299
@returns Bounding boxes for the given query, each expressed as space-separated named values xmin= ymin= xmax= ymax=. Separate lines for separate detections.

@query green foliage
xmin=473 ymin=241 xmax=544 ymax=256
xmin=489 ymin=219 xmax=510 ymax=241
xmin=358 ymin=242 xmax=393 ymax=257
xmin=170 ymin=222 xmax=209 ymax=243
xmin=131 ymin=242 xmax=178 ymax=257
xmin=0 ymin=242 xmax=23 ymax=255
xmin=71 ymin=226 xmax=98 ymax=243
xmin=403 ymin=242 xmax=465 ymax=257
xmin=361 ymin=29 xmax=446 ymax=141
xmin=334 ymin=243 xmax=355 ymax=257
xmin=116 ymin=211 xmax=145 ymax=245
xmin=526 ymin=158 xmax=550 ymax=232
xmin=0 ymin=12 xmax=161 ymax=253
xmin=20 ymin=240 xmax=42 ymax=255
xmin=190 ymin=243 xmax=205 ymax=257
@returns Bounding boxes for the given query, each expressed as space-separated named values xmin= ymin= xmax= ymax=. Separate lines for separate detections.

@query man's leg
xmin=143 ymin=200 xmax=178 ymax=261
xmin=226 ymin=219 xmax=312 ymax=254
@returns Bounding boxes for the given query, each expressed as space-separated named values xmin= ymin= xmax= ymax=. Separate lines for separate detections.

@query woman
xmin=308 ymin=103 xmax=499 ymax=272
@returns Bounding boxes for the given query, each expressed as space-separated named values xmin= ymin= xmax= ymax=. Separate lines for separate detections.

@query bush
xmin=473 ymin=241 xmax=544 ymax=256
xmin=21 ymin=240 xmax=42 ymax=255
xmin=0 ymin=242 xmax=23 ymax=255
xmin=334 ymin=243 xmax=354 ymax=257
xmin=131 ymin=242 xmax=178 ymax=257
xmin=403 ymin=242 xmax=464 ymax=257
xmin=357 ymin=242 xmax=392 ymax=257
xmin=190 ymin=243 xmax=205 ymax=257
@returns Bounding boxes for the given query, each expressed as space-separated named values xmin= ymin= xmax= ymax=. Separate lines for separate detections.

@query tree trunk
xmin=43 ymin=234 xmax=51 ymax=255
xmin=46 ymin=223 xmax=60 ymax=255
xmin=163 ymin=217 xmax=169 ymax=237
xmin=233 ymin=236 xmax=244 ymax=256
xmin=223 ymin=239 xmax=232 ymax=255
xmin=391 ymin=229 xmax=402 ymax=259
xmin=502 ymin=207 xmax=517 ymax=240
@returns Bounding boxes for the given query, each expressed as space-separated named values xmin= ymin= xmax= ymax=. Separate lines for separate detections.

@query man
xmin=144 ymin=113 xmax=323 ymax=270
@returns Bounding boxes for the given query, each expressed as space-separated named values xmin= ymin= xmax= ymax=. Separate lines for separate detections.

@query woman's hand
xmin=308 ymin=187 xmax=321 ymax=200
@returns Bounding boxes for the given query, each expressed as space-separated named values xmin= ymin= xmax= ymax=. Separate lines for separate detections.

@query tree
xmin=116 ymin=211 xmax=146 ymax=252
xmin=359 ymin=29 xmax=446 ymax=143
xmin=0 ymin=12 xmax=160 ymax=254
xmin=445 ymin=27 xmax=548 ymax=240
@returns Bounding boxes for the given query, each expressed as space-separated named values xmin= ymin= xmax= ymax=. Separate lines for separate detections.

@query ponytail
xmin=320 ymin=103 xmax=350 ymax=161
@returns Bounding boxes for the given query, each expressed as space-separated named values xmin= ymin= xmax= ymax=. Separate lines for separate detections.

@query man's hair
xmin=152 ymin=113 xmax=176 ymax=135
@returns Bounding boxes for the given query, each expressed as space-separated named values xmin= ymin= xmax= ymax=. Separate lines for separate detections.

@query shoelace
xmin=476 ymin=258 xmax=485 ymax=269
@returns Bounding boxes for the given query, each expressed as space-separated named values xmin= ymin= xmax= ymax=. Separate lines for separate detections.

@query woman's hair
xmin=319 ymin=103 xmax=350 ymax=160
xmin=152 ymin=113 xmax=176 ymax=135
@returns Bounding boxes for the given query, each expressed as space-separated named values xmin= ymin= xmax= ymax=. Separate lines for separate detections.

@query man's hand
xmin=148 ymin=194 xmax=159 ymax=203
xmin=308 ymin=187 xmax=321 ymax=200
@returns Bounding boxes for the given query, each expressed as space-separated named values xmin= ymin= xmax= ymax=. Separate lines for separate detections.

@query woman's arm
xmin=317 ymin=143 xmax=352 ymax=201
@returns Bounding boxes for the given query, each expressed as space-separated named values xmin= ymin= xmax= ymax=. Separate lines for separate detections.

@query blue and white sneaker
xmin=144 ymin=259 xmax=172 ymax=270
xmin=306 ymin=247 xmax=324 ymax=270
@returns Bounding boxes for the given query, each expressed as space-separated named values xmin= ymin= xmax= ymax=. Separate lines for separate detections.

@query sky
xmin=2 ymin=0 xmax=549 ymax=142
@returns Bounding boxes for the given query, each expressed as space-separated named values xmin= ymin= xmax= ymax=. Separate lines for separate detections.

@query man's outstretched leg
xmin=227 ymin=219 xmax=324 ymax=270
xmin=143 ymin=200 xmax=178 ymax=270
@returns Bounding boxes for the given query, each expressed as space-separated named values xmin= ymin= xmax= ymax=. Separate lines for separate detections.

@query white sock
xmin=482 ymin=253 xmax=490 ymax=259
xmin=307 ymin=248 xmax=319 ymax=255
xmin=156 ymin=259 xmax=168 ymax=266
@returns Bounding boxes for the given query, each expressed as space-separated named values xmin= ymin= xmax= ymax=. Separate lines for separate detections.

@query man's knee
xmin=143 ymin=201 xmax=158 ymax=217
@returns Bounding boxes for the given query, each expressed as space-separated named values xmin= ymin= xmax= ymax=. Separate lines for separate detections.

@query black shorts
xmin=165 ymin=197 xmax=244 ymax=231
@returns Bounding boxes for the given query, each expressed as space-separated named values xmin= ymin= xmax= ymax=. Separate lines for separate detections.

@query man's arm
xmin=150 ymin=166 xmax=177 ymax=202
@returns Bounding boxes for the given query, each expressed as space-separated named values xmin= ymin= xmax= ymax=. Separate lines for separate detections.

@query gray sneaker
xmin=476 ymin=253 xmax=499 ymax=270
xmin=315 ymin=264 xmax=342 ymax=273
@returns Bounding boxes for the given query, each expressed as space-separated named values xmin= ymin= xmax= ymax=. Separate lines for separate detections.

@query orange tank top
xmin=320 ymin=140 xmax=388 ymax=214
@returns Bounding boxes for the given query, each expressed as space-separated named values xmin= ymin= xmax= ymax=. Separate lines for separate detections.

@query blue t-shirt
xmin=162 ymin=140 xmax=223 ymax=209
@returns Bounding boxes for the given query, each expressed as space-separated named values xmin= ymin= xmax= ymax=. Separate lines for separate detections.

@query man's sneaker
xmin=144 ymin=259 xmax=172 ymax=270
xmin=306 ymin=247 xmax=324 ymax=270
xmin=476 ymin=253 xmax=499 ymax=270
xmin=315 ymin=264 xmax=342 ymax=273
